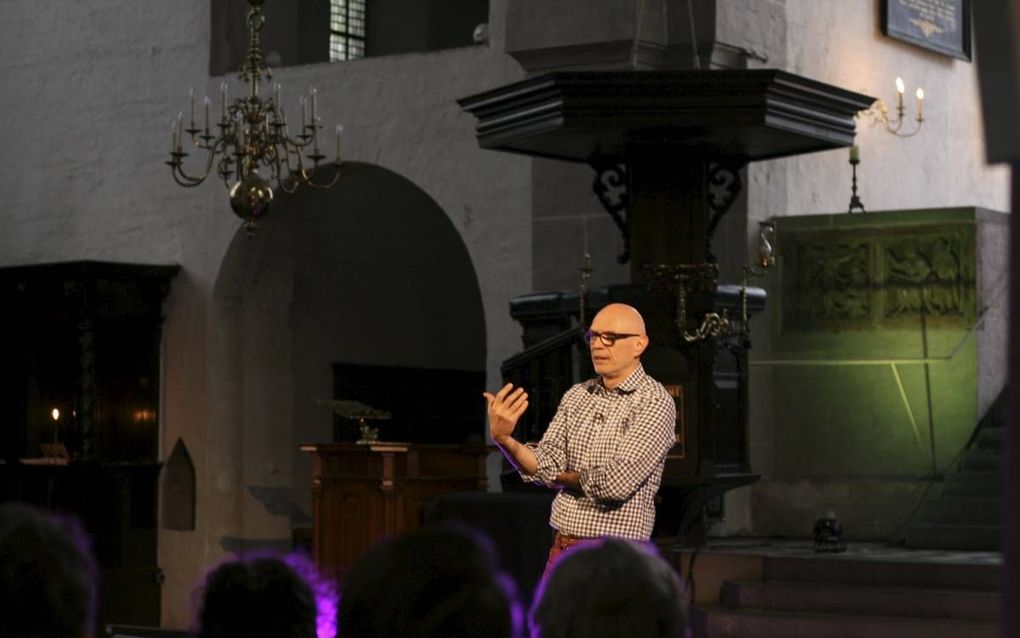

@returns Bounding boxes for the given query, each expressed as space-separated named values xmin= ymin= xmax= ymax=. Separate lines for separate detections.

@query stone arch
xmin=209 ymin=162 xmax=487 ymax=541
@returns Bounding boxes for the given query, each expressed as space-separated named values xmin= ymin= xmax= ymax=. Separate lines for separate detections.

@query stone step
xmin=720 ymin=580 xmax=999 ymax=622
xmin=916 ymin=497 xmax=1001 ymax=526
xmin=762 ymin=555 xmax=1000 ymax=590
xmin=942 ymin=470 xmax=1001 ymax=498
xmin=690 ymin=606 xmax=999 ymax=638
xmin=904 ymin=523 xmax=1001 ymax=551
xmin=974 ymin=426 xmax=1005 ymax=450
xmin=958 ymin=448 xmax=1001 ymax=472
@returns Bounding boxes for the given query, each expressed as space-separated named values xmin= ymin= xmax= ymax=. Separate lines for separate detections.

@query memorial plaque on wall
xmin=882 ymin=0 xmax=971 ymax=60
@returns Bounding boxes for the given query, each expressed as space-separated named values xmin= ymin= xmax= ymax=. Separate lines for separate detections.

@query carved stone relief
xmin=884 ymin=235 xmax=964 ymax=318
xmin=794 ymin=242 xmax=871 ymax=322
xmin=782 ymin=222 xmax=974 ymax=331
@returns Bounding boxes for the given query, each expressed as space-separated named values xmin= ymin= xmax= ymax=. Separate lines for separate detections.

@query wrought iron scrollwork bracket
xmin=705 ymin=162 xmax=746 ymax=262
xmin=589 ymin=160 xmax=630 ymax=264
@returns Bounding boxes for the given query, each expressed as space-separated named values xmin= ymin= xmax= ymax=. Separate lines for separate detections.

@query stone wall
xmin=0 ymin=0 xmax=528 ymax=626
xmin=0 ymin=0 xmax=1010 ymax=626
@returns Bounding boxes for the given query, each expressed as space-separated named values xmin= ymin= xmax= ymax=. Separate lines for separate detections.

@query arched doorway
xmin=209 ymin=162 xmax=487 ymax=543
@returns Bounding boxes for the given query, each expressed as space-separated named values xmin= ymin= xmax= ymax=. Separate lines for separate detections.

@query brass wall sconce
xmin=647 ymin=221 xmax=776 ymax=344
xmin=859 ymin=76 xmax=925 ymax=138
xmin=675 ymin=262 xmax=728 ymax=343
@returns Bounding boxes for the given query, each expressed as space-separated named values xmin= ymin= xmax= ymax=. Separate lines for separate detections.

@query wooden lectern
xmin=301 ymin=442 xmax=492 ymax=578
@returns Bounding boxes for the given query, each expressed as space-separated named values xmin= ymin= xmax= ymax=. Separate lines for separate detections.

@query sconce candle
xmin=849 ymin=144 xmax=860 ymax=163
xmin=916 ymin=88 xmax=924 ymax=120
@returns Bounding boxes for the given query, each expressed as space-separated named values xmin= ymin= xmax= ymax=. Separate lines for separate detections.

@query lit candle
xmin=335 ymin=124 xmax=343 ymax=161
xmin=175 ymin=112 xmax=183 ymax=153
xmin=51 ymin=408 xmax=60 ymax=421
xmin=220 ymin=82 xmax=228 ymax=122
xmin=894 ymin=76 xmax=905 ymax=112
xmin=849 ymin=144 xmax=860 ymax=163
xmin=916 ymin=87 xmax=924 ymax=120
xmin=203 ymin=96 xmax=211 ymax=134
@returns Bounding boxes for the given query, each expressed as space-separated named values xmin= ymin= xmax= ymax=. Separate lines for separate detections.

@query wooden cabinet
xmin=0 ymin=260 xmax=177 ymax=629
xmin=301 ymin=443 xmax=491 ymax=578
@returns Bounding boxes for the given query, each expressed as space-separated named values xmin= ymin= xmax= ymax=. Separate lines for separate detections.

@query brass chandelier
xmin=167 ymin=0 xmax=342 ymax=235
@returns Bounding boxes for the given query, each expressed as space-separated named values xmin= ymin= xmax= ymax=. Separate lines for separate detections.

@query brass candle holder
xmin=847 ymin=145 xmax=866 ymax=214
xmin=859 ymin=76 xmax=925 ymax=138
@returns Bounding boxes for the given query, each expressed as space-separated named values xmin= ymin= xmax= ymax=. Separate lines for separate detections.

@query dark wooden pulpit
xmin=460 ymin=71 xmax=874 ymax=542
xmin=301 ymin=442 xmax=491 ymax=578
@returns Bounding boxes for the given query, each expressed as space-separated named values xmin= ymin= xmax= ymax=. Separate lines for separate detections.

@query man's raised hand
xmin=482 ymin=383 xmax=529 ymax=444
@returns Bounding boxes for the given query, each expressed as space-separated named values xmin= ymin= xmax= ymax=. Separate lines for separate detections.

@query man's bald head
xmin=587 ymin=304 xmax=649 ymax=389
xmin=591 ymin=304 xmax=646 ymax=336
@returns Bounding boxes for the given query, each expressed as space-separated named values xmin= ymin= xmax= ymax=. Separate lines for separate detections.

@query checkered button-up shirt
xmin=523 ymin=364 xmax=677 ymax=540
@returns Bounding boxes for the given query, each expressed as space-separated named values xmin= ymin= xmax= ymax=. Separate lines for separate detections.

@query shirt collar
xmin=587 ymin=363 xmax=645 ymax=395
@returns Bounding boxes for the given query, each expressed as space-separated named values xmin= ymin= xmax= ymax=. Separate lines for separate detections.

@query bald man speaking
xmin=484 ymin=303 xmax=676 ymax=566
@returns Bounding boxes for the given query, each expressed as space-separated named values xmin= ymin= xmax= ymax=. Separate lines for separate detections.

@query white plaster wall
xmin=767 ymin=0 xmax=1009 ymax=217
xmin=0 ymin=0 xmax=528 ymax=628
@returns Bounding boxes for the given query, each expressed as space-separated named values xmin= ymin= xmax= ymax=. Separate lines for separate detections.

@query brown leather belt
xmin=553 ymin=530 xmax=588 ymax=548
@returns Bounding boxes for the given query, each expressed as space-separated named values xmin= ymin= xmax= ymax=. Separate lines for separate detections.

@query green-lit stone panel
xmin=747 ymin=208 xmax=1001 ymax=538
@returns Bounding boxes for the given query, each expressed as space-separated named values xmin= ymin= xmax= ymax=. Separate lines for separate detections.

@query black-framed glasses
xmin=583 ymin=329 xmax=641 ymax=347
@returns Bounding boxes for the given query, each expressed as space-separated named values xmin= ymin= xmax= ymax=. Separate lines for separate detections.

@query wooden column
xmin=626 ymin=148 xmax=718 ymax=476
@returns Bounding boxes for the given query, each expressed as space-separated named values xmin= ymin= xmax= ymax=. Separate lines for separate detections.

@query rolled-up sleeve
xmin=578 ymin=389 xmax=676 ymax=503
xmin=522 ymin=394 xmax=571 ymax=486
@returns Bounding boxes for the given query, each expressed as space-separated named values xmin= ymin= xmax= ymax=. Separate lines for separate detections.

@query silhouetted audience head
xmin=193 ymin=553 xmax=328 ymax=638
xmin=0 ymin=502 xmax=98 ymax=638
xmin=530 ymin=538 xmax=687 ymax=638
xmin=338 ymin=527 xmax=522 ymax=638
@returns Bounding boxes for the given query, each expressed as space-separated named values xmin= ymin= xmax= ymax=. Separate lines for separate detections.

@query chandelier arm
xmin=170 ymin=170 xmax=207 ymax=187
xmin=267 ymin=150 xmax=284 ymax=182
xmin=277 ymin=176 xmax=300 ymax=194
xmin=280 ymin=131 xmax=315 ymax=148
xmin=169 ymin=146 xmax=219 ymax=186
xmin=304 ymin=164 xmax=343 ymax=189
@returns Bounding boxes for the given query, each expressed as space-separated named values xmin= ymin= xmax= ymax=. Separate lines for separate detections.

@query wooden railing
xmin=500 ymin=327 xmax=590 ymax=443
